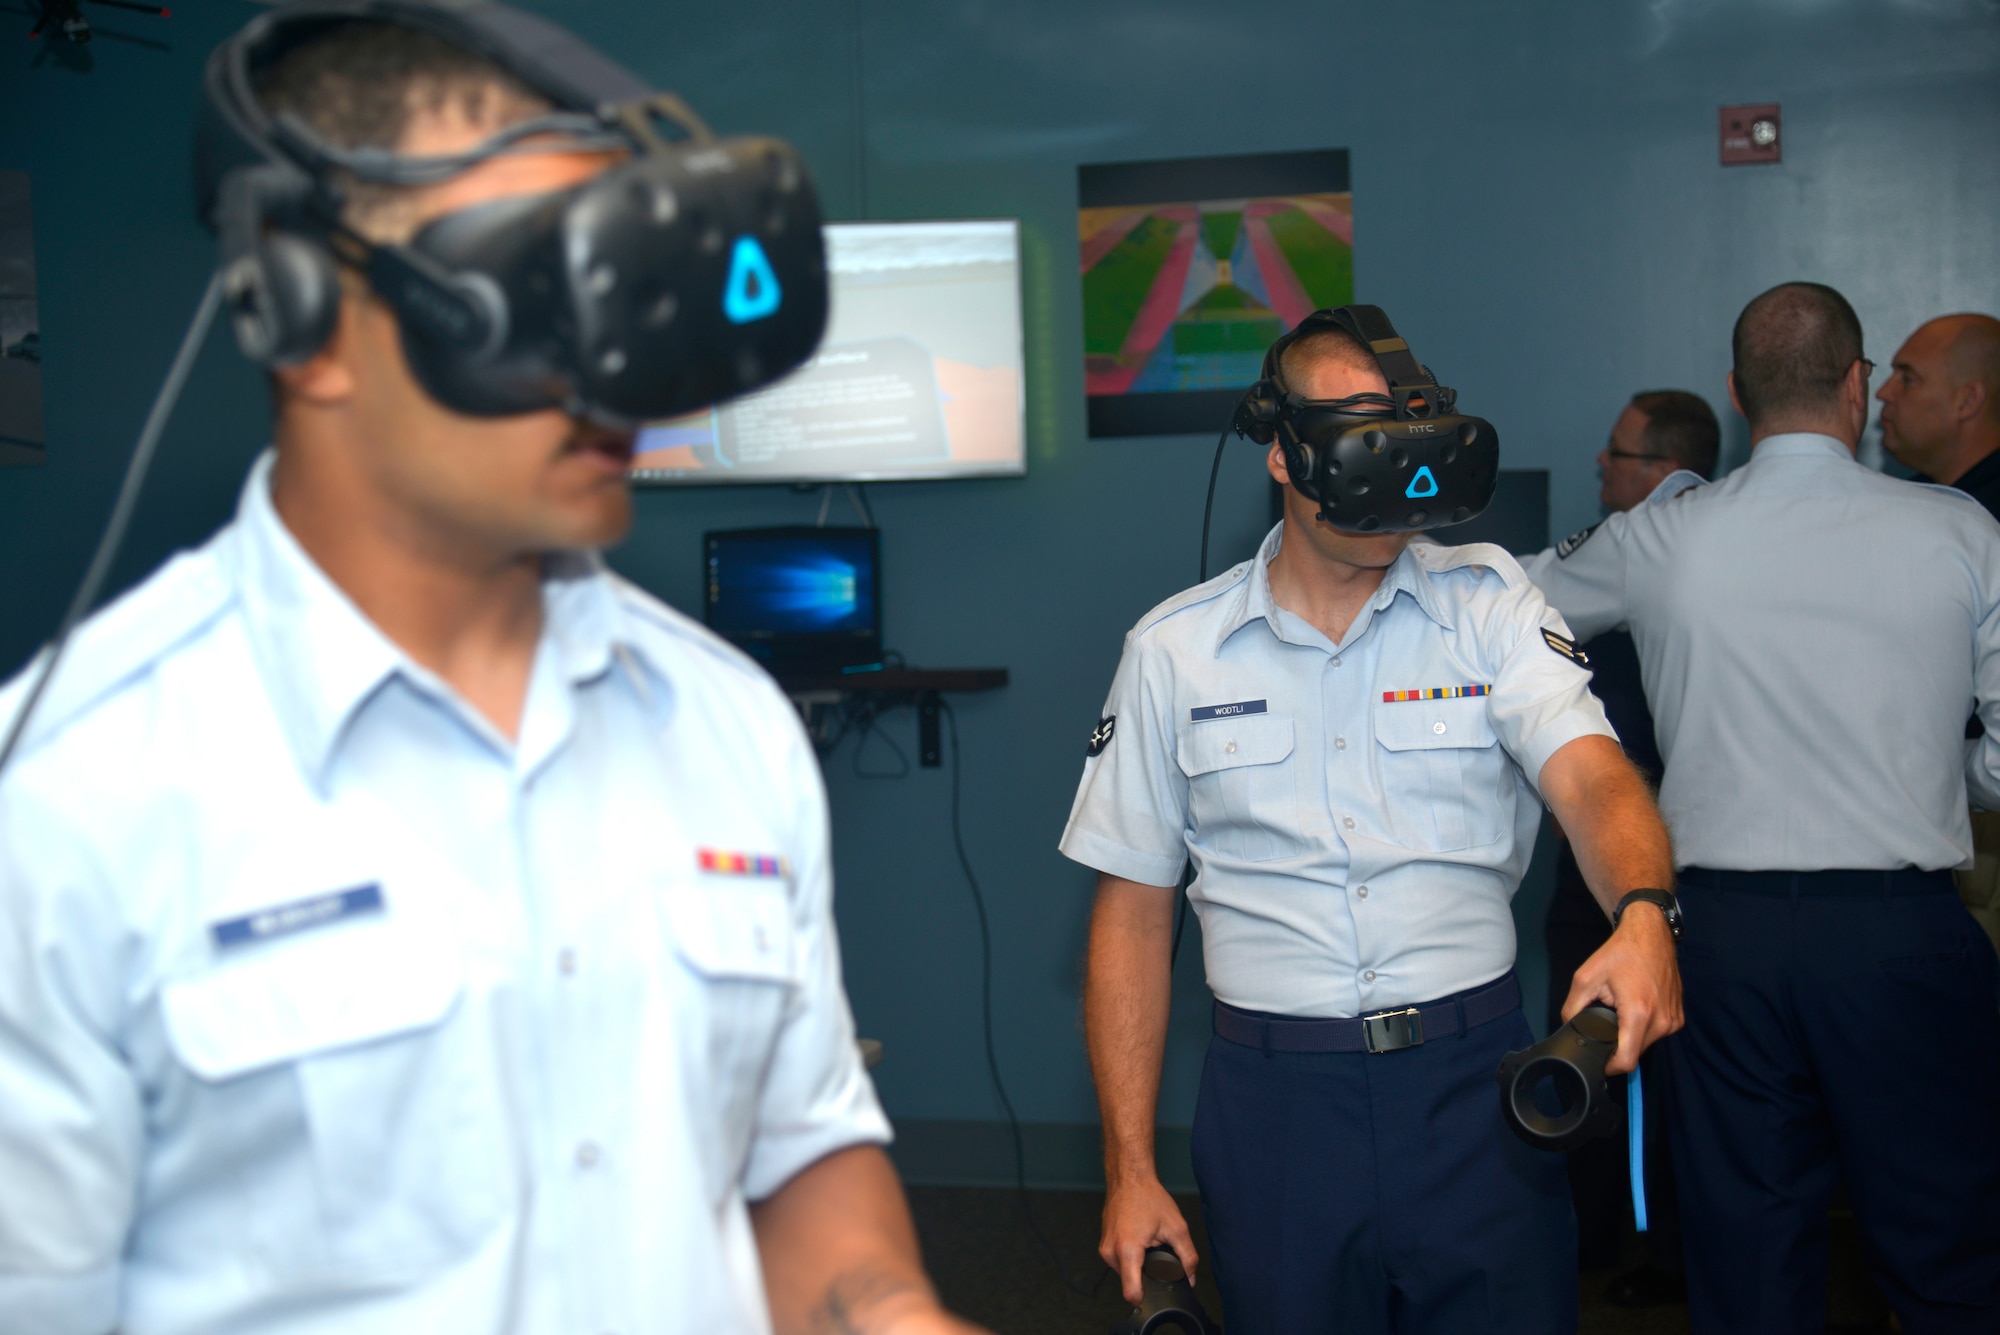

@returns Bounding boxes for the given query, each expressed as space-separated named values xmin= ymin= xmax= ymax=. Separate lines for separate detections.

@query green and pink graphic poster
xmin=1079 ymin=150 xmax=1351 ymax=438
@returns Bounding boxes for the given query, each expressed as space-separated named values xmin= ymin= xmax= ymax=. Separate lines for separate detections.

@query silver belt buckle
xmin=1362 ymin=1007 xmax=1424 ymax=1053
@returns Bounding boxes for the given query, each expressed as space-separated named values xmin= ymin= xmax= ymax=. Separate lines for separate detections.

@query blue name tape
xmin=211 ymin=883 xmax=384 ymax=950
xmin=1189 ymin=699 xmax=1268 ymax=723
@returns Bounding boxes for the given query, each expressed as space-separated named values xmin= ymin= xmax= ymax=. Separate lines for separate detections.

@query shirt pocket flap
xmin=668 ymin=879 xmax=797 ymax=984
xmin=162 ymin=928 xmax=460 ymax=1082
xmin=1177 ymin=713 xmax=1296 ymax=778
xmin=1374 ymin=697 xmax=1499 ymax=751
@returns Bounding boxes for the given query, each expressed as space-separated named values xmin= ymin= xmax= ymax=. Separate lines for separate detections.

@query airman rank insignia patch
xmin=1556 ymin=522 xmax=1602 ymax=559
xmin=1542 ymin=629 xmax=1589 ymax=665
xmin=698 ymin=848 xmax=787 ymax=877
xmin=1088 ymin=715 xmax=1116 ymax=757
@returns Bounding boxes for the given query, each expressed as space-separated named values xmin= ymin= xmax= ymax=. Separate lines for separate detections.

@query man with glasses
xmin=1527 ymin=389 xmax=1717 ymax=1309
xmin=1524 ymin=281 xmax=2000 ymax=1332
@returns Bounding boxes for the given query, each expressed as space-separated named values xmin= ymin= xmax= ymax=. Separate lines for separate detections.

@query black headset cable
xmin=0 ymin=273 xmax=224 ymax=786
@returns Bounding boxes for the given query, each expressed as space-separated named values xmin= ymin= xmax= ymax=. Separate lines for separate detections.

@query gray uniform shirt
xmin=1523 ymin=432 xmax=2000 ymax=872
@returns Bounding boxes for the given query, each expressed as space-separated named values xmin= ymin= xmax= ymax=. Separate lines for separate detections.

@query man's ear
xmin=270 ymin=292 xmax=361 ymax=407
xmin=1955 ymin=378 xmax=1988 ymax=428
xmin=1265 ymin=441 xmax=1291 ymax=487
xmin=1726 ymin=371 xmax=1745 ymax=420
xmin=1845 ymin=358 xmax=1872 ymax=419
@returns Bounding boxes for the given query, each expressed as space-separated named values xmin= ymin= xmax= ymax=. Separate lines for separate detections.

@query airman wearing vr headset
xmin=0 ymin=4 xmax=982 ymax=1333
xmin=1061 ymin=309 xmax=1685 ymax=1334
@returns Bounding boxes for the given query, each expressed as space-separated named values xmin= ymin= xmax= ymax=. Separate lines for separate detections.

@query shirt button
xmin=1225 ymin=740 xmax=1237 ymax=754
xmin=1332 ymin=657 xmax=1343 ymax=668
xmin=558 ymin=948 xmax=577 ymax=976
xmin=1433 ymin=721 xmax=1447 ymax=735
xmin=576 ymin=1141 xmax=601 ymax=1169
xmin=1357 ymin=885 xmax=1370 ymax=899
xmin=1335 ymin=736 xmax=1347 ymax=751
xmin=1342 ymin=816 xmax=1356 ymax=830
xmin=1363 ymin=969 xmax=1377 ymax=983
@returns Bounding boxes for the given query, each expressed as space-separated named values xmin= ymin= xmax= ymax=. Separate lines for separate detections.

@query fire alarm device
xmin=1720 ymin=104 xmax=1781 ymax=166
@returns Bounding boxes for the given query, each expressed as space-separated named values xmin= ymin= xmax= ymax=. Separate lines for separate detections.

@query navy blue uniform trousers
xmin=1191 ymin=981 xmax=1576 ymax=1334
xmin=1664 ymin=869 xmax=2000 ymax=1333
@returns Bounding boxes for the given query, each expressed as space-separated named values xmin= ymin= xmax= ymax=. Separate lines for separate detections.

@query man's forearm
xmin=1084 ymin=874 xmax=1178 ymax=1185
xmin=750 ymin=1144 xmax=982 ymax=1335
xmin=1541 ymin=735 xmax=1674 ymax=915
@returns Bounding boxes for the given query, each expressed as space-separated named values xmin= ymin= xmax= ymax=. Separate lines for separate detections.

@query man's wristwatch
xmin=1612 ymin=888 xmax=1683 ymax=941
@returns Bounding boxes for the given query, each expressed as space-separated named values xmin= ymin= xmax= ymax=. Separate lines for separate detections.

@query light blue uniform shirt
xmin=1524 ymin=432 xmax=2000 ymax=872
xmin=1059 ymin=522 xmax=1615 ymax=1018
xmin=0 ymin=454 xmax=889 ymax=1335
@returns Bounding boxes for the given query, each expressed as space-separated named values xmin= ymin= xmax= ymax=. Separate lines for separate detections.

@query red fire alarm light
xmin=1720 ymin=104 xmax=1781 ymax=166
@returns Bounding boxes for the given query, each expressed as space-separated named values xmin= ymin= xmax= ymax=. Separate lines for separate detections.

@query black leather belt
xmin=1679 ymin=866 xmax=1955 ymax=898
xmin=1213 ymin=971 xmax=1521 ymax=1055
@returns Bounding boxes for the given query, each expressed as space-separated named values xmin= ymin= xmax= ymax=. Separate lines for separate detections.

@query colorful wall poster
xmin=1080 ymin=149 xmax=1350 ymax=437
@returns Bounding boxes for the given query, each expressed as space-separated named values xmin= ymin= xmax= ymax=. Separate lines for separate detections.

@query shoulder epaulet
xmin=1644 ymin=470 xmax=1707 ymax=505
xmin=0 ymin=545 xmax=235 ymax=758
xmin=1411 ymin=540 xmax=1523 ymax=586
xmin=1909 ymin=479 xmax=1994 ymax=510
xmin=602 ymin=570 xmax=777 ymax=687
xmin=1130 ymin=560 xmax=1253 ymax=639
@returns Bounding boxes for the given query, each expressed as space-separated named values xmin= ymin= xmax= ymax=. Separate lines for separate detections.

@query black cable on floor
xmin=939 ymin=698 xmax=1101 ymax=1297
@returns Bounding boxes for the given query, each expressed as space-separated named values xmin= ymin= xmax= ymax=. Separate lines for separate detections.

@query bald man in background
xmin=1879 ymin=314 xmax=2000 ymax=517
xmin=1879 ymin=316 xmax=2000 ymax=963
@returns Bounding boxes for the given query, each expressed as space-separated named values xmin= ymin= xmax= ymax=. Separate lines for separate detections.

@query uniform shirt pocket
xmin=1373 ymin=696 xmax=1512 ymax=851
xmin=159 ymin=919 xmax=506 ymax=1280
xmin=661 ymin=877 xmax=802 ymax=1202
xmin=1176 ymin=712 xmax=1303 ymax=864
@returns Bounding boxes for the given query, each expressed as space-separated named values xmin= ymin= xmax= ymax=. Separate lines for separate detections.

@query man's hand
xmin=1537 ymin=733 xmax=1684 ymax=1073
xmin=751 ymin=1144 xmax=989 ymax=1335
xmin=1561 ymin=901 xmax=1682 ymax=1074
xmin=1085 ymin=873 xmax=1195 ymax=1305
xmin=1100 ymin=1174 xmax=1199 ymax=1307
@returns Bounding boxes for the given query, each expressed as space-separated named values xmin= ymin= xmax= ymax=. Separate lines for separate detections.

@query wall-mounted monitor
xmin=633 ymin=220 xmax=1025 ymax=485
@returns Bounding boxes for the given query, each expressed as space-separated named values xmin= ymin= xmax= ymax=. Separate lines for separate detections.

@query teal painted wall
xmin=3 ymin=2 xmax=1997 ymax=1163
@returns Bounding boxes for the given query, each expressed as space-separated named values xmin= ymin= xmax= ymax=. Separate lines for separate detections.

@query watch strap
xmin=1613 ymin=888 xmax=1680 ymax=936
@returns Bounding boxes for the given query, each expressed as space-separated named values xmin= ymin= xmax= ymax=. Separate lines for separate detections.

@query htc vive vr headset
xmin=1233 ymin=305 xmax=1499 ymax=533
xmin=194 ymin=0 xmax=828 ymax=427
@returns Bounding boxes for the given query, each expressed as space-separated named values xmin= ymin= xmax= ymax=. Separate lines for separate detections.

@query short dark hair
xmin=255 ymin=20 xmax=548 ymax=240
xmin=1277 ymin=326 xmax=1377 ymax=392
xmin=1730 ymin=282 xmax=1865 ymax=426
xmin=1630 ymin=389 xmax=1720 ymax=479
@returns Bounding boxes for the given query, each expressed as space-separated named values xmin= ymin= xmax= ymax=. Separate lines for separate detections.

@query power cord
xmin=940 ymin=697 xmax=1102 ymax=1298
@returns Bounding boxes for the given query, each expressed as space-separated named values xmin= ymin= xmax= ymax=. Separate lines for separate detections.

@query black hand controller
xmin=1111 ymin=1247 xmax=1221 ymax=1335
xmin=1495 ymin=1003 xmax=1622 ymax=1150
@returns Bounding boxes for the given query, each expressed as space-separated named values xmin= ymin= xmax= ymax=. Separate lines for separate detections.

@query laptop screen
xmin=704 ymin=527 xmax=881 ymax=675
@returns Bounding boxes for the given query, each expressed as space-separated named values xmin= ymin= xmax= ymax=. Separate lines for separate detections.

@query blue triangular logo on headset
xmin=722 ymin=236 xmax=782 ymax=324
xmin=1405 ymin=465 xmax=1440 ymax=499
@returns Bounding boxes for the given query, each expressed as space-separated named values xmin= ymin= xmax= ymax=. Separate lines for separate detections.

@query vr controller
xmin=195 ymin=0 xmax=828 ymax=428
xmin=1495 ymin=1004 xmax=1622 ymax=1151
xmin=1231 ymin=306 xmax=1500 ymax=534
xmin=1112 ymin=1248 xmax=1221 ymax=1335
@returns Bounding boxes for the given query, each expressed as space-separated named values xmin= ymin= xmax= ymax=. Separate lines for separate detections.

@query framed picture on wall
xmin=0 ymin=170 xmax=43 ymax=468
xmin=1079 ymin=149 xmax=1351 ymax=438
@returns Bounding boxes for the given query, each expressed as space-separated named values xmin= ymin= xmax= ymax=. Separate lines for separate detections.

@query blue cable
xmin=1629 ymin=1064 xmax=1649 ymax=1232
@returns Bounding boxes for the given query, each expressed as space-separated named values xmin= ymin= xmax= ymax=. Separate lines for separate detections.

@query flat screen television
xmin=633 ymin=219 xmax=1025 ymax=485
xmin=704 ymin=526 xmax=882 ymax=677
